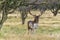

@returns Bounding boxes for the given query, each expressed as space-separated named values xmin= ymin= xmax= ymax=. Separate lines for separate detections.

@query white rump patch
xmin=29 ymin=22 xmax=38 ymax=29
xmin=33 ymin=23 xmax=38 ymax=29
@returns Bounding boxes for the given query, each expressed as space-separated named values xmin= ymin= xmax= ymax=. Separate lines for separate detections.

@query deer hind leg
xmin=28 ymin=22 xmax=33 ymax=34
xmin=31 ymin=28 xmax=35 ymax=34
xmin=28 ymin=26 xmax=35 ymax=34
xmin=28 ymin=28 xmax=34 ymax=34
xmin=28 ymin=24 xmax=33 ymax=34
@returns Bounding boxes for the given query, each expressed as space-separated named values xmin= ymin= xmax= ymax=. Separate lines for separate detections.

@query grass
xmin=37 ymin=26 xmax=60 ymax=34
xmin=0 ymin=11 xmax=60 ymax=40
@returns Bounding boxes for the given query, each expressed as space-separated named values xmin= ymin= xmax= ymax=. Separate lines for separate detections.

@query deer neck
xmin=33 ymin=18 xmax=39 ymax=23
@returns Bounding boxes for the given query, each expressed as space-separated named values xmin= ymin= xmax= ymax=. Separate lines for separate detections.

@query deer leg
xmin=28 ymin=24 xmax=33 ymax=34
xmin=31 ymin=28 xmax=35 ymax=34
xmin=28 ymin=29 xmax=32 ymax=34
xmin=28 ymin=22 xmax=31 ymax=34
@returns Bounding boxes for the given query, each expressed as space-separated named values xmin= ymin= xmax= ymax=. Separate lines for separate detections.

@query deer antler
xmin=29 ymin=10 xmax=42 ymax=17
xmin=29 ymin=10 xmax=36 ymax=16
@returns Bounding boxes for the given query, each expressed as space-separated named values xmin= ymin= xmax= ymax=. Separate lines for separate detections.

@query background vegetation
xmin=0 ymin=0 xmax=60 ymax=40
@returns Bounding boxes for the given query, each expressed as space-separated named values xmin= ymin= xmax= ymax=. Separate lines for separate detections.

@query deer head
xmin=29 ymin=10 xmax=41 ymax=23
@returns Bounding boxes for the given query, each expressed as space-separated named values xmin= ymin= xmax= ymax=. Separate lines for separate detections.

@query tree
xmin=0 ymin=0 xmax=21 ymax=29
xmin=0 ymin=0 xmax=32 ymax=29
xmin=0 ymin=0 xmax=60 ymax=30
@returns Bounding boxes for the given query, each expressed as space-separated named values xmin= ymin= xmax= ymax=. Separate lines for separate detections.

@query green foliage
xmin=0 ymin=0 xmax=60 ymax=29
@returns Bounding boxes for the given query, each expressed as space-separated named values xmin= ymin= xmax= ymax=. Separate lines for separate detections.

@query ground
xmin=0 ymin=11 xmax=60 ymax=40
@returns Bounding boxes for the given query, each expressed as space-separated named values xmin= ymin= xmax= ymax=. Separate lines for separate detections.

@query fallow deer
xmin=28 ymin=11 xmax=41 ymax=34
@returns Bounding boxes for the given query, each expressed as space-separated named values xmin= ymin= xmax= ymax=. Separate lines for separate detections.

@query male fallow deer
xmin=28 ymin=11 xmax=41 ymax=34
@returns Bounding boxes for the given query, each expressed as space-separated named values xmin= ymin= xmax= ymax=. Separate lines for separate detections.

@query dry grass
xmin=0 ymin=11 xmax=60 ymax=40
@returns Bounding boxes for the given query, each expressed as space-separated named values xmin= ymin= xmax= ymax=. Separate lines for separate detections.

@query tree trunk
xmin=21 ymin=11 xmax=27 ymax=24
xmin=0 ymin=2 xmax=8 ymax=30
xmin=0 ymin=10 xmax=8 ymax=30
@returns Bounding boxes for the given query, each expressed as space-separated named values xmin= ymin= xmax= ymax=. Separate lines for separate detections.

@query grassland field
xmin=0 ymin=11 xmax=60 ymax=40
